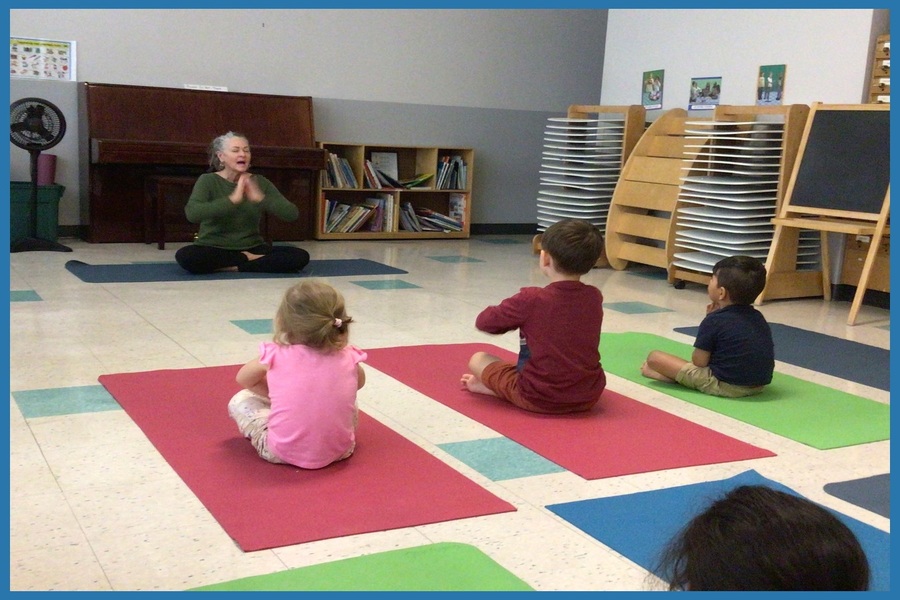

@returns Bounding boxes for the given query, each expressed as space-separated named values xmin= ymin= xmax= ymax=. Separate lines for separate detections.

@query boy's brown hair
xmin=540 ymin=219 xmax=604 ymax=275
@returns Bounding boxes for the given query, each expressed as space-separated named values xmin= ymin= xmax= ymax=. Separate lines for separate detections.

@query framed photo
xmin=756 ymin=64 xmax=786 ymax=106
xmin=10 ymin=36 xmax=76 ymax=81
xmin=642 ymin=69 xmax=664 ymax=110
xmin=689 ymin=76 xmax=722 ymax=110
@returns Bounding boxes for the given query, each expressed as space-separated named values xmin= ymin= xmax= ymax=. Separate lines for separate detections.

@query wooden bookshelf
xmin=315 ymin=142 xmax=473 ymax=240
xmin=869 ymin=34 xmax=890 ymax=104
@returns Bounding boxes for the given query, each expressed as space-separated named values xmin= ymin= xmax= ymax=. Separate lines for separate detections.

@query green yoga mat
xmin=601 ymin=332 xmax=890 ymax=450
xmin=191 ymin=542 xmax=534 ymax=591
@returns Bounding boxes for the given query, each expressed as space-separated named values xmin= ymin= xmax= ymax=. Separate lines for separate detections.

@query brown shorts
xmin=481 ymin=361 xmax=595 ymax=414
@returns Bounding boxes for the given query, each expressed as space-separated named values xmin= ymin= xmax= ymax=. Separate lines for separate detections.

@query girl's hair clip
xmin=333 ymin=318 xmax=343 ymax=328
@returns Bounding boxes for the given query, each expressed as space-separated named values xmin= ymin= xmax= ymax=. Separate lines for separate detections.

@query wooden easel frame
xmin=758 ymin=103 xmax=890 ymax=325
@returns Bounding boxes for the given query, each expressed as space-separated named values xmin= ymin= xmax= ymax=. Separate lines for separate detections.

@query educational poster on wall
xmin=642 ymin=69 xmax=664 ymax=110
xmin=10 ymin=37 xmax=76 ymax=81
xmin=688 ymin=76 xmax=722 ymax=110
xmin=756 ymin=64 xmax=785 ymax=106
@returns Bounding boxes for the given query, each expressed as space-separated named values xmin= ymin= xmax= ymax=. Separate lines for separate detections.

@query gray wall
xmin=9 ymin=9 xmax=609 ymax=229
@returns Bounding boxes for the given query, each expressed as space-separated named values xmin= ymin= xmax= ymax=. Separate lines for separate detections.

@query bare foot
xmin=242 ymin=251 xmax=264 ymax=261
xmin=461 ymin=373 xmax=498 ymax=397
xmin=640 ymin=361 xmax=675 ymax=383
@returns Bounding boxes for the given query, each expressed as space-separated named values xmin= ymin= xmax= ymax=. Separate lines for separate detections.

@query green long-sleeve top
xmin=184 ymin=172 xmax=299 ymax=250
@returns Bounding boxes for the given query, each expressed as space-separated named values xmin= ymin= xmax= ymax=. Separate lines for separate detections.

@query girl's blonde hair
xmin=273 ymin=280 xmax=352 ymax=351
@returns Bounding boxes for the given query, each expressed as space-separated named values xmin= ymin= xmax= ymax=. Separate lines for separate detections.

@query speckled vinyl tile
xmin=8 ymin=237 xmax=890 ymax=591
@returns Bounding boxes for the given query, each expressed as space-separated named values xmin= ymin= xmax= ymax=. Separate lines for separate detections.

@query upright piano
xmin=80 ymin=83 xmax=326 ymax=243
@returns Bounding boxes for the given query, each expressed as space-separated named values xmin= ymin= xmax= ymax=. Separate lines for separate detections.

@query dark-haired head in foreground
xmin=656 ymin=485 xmax=870 ymax=591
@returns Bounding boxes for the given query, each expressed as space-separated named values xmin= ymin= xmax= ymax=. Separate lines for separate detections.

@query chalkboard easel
xmin=758 ymin=103 xmax=890 ymax=325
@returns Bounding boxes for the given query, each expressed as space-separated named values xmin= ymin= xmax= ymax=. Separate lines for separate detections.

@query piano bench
xmin=144 ymin=175 xmax=197 ymax=250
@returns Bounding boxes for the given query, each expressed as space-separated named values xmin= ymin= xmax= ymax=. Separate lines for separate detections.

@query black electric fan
xmin=9 ymin=97 xmax=72 ymax=252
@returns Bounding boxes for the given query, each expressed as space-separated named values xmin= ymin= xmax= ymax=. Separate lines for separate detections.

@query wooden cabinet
xmin=315 ymin=143 xmax=473 ymax=240
xmin=869 ymin=34 xmax=890 ymax=104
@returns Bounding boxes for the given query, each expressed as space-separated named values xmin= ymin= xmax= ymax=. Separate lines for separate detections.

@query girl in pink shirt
xmin=228 ymin=280 xmax=367 ymax=469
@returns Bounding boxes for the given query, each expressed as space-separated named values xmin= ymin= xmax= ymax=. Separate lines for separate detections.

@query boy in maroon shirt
xmin=461 ymin=219 xmax=606 ymax=414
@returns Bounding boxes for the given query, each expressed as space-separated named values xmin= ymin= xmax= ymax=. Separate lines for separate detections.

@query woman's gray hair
xmin=208 ymin=131 xmax=249 ymax=171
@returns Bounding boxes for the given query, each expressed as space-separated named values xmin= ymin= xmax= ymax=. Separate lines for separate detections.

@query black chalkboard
xmin=788 ymin=108 xmax=889 ymax=215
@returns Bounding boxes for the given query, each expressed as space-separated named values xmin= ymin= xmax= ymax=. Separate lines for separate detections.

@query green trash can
xmin=10 ymin=181 xmax=64 ymax=243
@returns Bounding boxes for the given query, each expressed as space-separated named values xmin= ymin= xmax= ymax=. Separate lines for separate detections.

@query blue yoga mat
xmin=64 ymin=259 xmax=407 ymax=283
xmin=824 ymin=474 xmax=890 ymax=519
xmin=674 ymin=323 xmax=889 ymax=391
xmin=547 ymin=470 xmax=890 ymax=591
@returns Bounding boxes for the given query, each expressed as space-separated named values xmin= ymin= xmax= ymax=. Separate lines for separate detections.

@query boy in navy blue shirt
xmin=641 ymin=255 xmax=774 ymax=398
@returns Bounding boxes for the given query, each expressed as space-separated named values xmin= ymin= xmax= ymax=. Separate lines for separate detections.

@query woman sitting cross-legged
xmin=175 ymin=131 xmax=310 ymax=274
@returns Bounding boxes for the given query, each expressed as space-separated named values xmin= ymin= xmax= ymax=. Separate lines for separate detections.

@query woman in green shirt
xmin=175 ymin=132 xmax=310 ymax=274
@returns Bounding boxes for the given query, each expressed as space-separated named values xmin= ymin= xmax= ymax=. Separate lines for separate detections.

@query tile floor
xmin=8 ymin=235 xmax=891 ymax=591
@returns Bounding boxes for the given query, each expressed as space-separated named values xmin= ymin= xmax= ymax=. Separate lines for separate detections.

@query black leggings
xmin=175 ymin=244 xmax=310 ymax=274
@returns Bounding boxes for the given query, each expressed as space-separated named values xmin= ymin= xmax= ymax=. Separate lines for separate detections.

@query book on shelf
xmin=374 ymin=167 xmax=405 ymax=189
xmin=325 ymin=202 xmax=352 ymax=232
xmin=339 ymin=157 xmax=359 ymax=188
xmin=363 ymin=160 xmax=383 ymax=189
xmin=413 ymin=206 xmax=463 ymax=232
xmin=370 ymin=151 xmax=399 ymax=180
xmin=435 ymin=155 xmax=467 ymax=190
xmin=399 ymin=201 xmax=422 ymax=232
xmin=449 ymin=193 xmax=466 ymax=225
xmin=364 ymin=193 xmax=395 ymax=232
xmin=383 ymin=193 xmax=396 ymax=232
xmin=333 ymin=202 xmax=378 ymax=233
xmin=436 ymin=155 xmax=468 ymax=190
xmin=399 ymin=172 xmax=434 ymax=188
xmin=325 ymin=152 xmax=359 ymax=189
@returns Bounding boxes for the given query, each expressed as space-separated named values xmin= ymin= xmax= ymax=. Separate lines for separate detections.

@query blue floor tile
xmin=438 ymin=437 xmax=565 ymax=481
xmin=351 ymin=280 xmax=420 ymax=290
xmin=427 ymin=256 xmax=485 ymax=263
xmin=604 ymin=301 xmax=674 ymax=315
xmin=12 ymin=385 xmax=121 ymax=418
xmin=10 ymin=290 xmax=42 ymax=302
xmin=231 ymin=319 xmax=273 ymax=334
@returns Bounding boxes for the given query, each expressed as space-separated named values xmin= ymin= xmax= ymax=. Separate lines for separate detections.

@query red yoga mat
xmin=99 ymin=365 xmax=515 ymax=552
xmin=365 ymin=344 xmax=775 ymax=480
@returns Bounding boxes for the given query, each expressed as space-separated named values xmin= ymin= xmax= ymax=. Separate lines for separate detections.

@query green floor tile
xmin=12 ymin=385 xmax=121 ymax=418
xmin=10 ymin=290 xmax=42 ymax=302
xmin=439 ymin=437 xmax=565 ymax=481
xmin=351 ymin=279 xmax=420 ymax=290
xmin=604 ymin=301 xmax=673 ymax=315
xmin=231 ymin=319 xmax=273 ymax=334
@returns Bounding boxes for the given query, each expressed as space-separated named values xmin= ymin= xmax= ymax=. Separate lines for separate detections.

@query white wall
xmin=601 ymin=9 xmax=885 ymax=112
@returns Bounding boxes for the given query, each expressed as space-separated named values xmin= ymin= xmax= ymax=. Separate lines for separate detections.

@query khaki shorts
xmin=481 ymin=361 xmax=595 ymax=414
xmin=676 ymin=363 xmax=765 ymax=398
